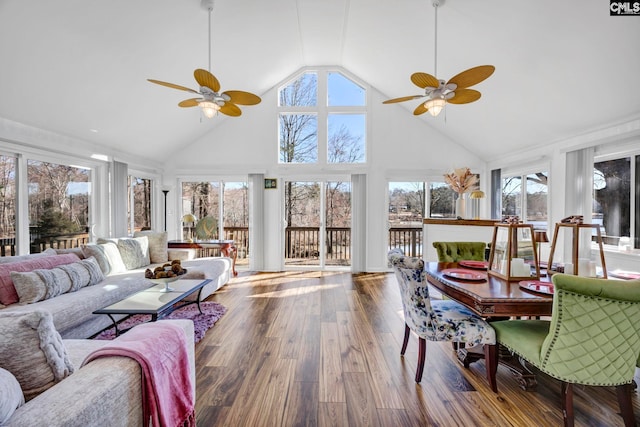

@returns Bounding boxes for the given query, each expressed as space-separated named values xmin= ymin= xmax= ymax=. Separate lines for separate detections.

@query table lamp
xmin=469 ymin=190 xmax=485 ymax=220
xmin=182 ymin=213 xmax=197 ymax=242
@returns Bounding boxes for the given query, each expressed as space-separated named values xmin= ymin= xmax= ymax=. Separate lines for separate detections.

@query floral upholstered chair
xmin=387 ymin=249 xmax=496 ymax=384
xmin=486 ymin=274 xmax=640 ymax=427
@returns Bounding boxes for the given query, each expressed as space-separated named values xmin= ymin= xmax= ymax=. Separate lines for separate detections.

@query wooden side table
xmin=168 ymin=240 xmax=238 ymax=276
xmin=547 ymin=223 xmax=607 ymax=278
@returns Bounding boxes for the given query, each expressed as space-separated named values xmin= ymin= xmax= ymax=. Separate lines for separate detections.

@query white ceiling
xmin=1 ymin=0 xmax=639 ymax=163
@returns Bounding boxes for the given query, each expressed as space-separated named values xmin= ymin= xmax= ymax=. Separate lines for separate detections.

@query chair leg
xmin=615 ymin=384 xmax=636 ymax=427
xmin=415 ymin=337 xmax=426 ymax=383
xmin=484 ymin=344 xmax=498 ymax=393
xmin=401 ymin=323 xmax=410 ymax=355
xmin=561 ymin=382 xmax=574 ymax=427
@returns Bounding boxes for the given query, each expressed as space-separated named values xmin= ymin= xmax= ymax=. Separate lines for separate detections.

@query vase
xmin=455 ymin=194 xmax=466 ymax=218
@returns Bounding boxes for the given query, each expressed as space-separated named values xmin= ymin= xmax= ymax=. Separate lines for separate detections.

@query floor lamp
xmin=162 ymin=189 xmax=169 ymax=231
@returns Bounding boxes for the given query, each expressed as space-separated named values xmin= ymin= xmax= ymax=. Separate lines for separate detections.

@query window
xmin=27 ymin=160 xmax=90 ymax=252
xmin=429 ymin=182 xmax=456 ymax=218
xmin=0 ymin=155 xmax=16 ymax=256
xmin=501 ymin=171 xmax=548 ymax=228
xmin=181 ymin=180 xmax=249 ymax=266
xmin=388 ymin=182 xmax=425 ymax=257
xmin=593 ymin=156 xmax=633 ymax=247
xmin=128 ymin=175 xmax=152 ymax=234
xmin=278 ymin=70 xmax=366 ymax=165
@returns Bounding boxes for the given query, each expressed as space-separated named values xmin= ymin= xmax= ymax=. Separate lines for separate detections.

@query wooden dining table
xmin=424 ymin=261 xmax=553 ymax=317
xmin=424 ymin=261 xmax=554 ymax=390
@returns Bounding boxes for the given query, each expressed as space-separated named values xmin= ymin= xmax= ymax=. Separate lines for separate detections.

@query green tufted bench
xmin=432 ymin=241 xmax=487 ymax=262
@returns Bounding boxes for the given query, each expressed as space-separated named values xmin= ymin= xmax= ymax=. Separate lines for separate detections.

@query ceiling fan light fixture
xmin=424 ymin=98 xmax=446 ymax=116
xmin=200 ymin=101 xmax=220 ymax=118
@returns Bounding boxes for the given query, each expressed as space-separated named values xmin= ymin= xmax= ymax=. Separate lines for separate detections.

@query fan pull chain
xmin=433 ymin=2 xmax=438 ymax=77
xmin=208 ymin=6 xmax=212 ymax=72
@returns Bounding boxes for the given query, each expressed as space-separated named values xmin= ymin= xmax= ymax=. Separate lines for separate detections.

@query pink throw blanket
xmin=83 ymin=322 xmax=195 ymax=427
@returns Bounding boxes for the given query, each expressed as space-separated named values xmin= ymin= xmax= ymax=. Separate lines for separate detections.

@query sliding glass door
xmin=284 ymin=179 xmax=351 ymax=269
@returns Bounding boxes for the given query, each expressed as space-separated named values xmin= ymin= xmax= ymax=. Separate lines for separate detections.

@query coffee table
xmin=93 ymin=278 xmax=212 ymax=336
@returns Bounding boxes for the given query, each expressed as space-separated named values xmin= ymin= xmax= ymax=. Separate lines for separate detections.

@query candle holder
xmin=488 ymin=222 xmax=540 ymax=281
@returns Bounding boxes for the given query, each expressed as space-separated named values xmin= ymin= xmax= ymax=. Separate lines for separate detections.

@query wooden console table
xmin=168 ymin=240 xmax=238 ymax=276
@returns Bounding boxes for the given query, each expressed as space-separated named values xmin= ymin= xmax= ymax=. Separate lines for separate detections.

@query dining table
xmin=424 ymin=261 xmax=554 ymax=390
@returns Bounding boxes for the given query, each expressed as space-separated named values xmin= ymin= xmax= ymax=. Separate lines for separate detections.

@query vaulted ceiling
xmin=1 ymin=0 xmax=638 ymax=163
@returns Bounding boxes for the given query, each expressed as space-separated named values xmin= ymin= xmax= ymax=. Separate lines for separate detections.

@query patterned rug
xmin=94 ymin=301 xmax=227 ymax=343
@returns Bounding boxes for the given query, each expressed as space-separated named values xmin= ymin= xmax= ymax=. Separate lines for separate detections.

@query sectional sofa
xmin=0 ymin=231 xmax=232 ymax=425
xmin=0 ymin=231 xmax=232 ymax=338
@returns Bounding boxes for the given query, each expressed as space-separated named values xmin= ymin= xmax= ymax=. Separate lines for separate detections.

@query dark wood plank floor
xmin=194 ymin=271 xmax=640 ymax=426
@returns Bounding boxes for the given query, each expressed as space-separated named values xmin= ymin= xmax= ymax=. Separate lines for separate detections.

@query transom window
xmin=278 ymin=70 xmax=366 ymax=165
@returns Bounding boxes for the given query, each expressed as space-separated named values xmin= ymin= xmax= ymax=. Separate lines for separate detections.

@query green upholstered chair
xmin=432 ymin=241 xmax=487 ymax=262
xmin=486 ymin=274 xmax=640 ymax=427
xmin=387 ymin=249 xmax=496 ymax=384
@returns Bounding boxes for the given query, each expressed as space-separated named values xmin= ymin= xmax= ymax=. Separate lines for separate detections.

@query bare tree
xmin=0 ymin=155 xmax=16 ymax=239
xmin=27 ymin=160 xmax=89 ymax=235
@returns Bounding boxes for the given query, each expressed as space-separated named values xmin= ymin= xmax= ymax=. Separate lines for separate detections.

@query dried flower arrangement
xmin=443 ymin=167 xmax=479 ymax=195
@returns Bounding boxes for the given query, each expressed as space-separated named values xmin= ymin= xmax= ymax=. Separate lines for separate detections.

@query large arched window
xmin=278 ymin=69 xmax=366 ymax=165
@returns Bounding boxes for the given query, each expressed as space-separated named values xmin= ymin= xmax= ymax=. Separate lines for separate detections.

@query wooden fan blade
xmin=194 ymin=69 xmax=220 ymax=92
xmin=447 ymin=89 xmax=481 ymax=104
xmin=223 ymin=90 xmax=261 ymax=105
xmin=383 ymin=95 xmax=424 ymax=104
xmin=413 ymin=102 xmax=428 ymax=116
xmin=447 ymin=65 xmax=495 ymax=89
xmin=147 ymin=79 xmax=199 ymax=94
xmin=178 ymin=98 xmax=201 ymax=108
xmin=411 ymin=72 xmax=440 ymax=89
xmin=219 ymin=102 xmax=242 ymax=117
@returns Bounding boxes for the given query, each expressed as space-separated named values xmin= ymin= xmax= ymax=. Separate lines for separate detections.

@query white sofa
xmin=2 ymin=319 xmax=195 ymax=427
xmin=1 ymin=254 xmax=231 ymax=339
xmin=0 ymin=245 xmax=232 ymax=339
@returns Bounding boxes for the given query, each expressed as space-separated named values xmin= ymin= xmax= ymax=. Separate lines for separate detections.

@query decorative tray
xmin=609 ymin=270 xmax=640 ymax=280
xmin=442 ymin=268 xmax=487 ymax=281
xmin=458 ymin=260 xmax=489 ymax=270
xmin=519 ymin=280 xmax=554 ymax=295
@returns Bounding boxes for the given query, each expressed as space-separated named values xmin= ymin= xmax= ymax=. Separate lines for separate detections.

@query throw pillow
xmin=11 ymin=268 xmax=72 ymax=304
xmin=116 ymin=237 xmax=150 ymax=270
xmin=0 ymin=253 xmax=81 ymax=306
xmin=53 ymin=247 xmax=86 ymax=259
xmin=0 ymin=311 xmax=74 ymax=401
xmin=58 ymin=261 xmax=92 ymax=292
xmin=81 ymin=244 xmax=110 ymax=274
xmin=85 ymin=242 xmax=127 ymax=275
xmin=133 ymin=230 xmax=168 ymax=263
xmin=0 ymin=248 xmax=57 ymax=265
xmin=0 ymin=367 xmax=24 ymax=424
xmin=79 ymin=256 xmax=105 ymax=286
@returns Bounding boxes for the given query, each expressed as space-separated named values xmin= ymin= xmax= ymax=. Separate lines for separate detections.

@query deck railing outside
xmin=0 ymin=226 xmax=424 ymax=262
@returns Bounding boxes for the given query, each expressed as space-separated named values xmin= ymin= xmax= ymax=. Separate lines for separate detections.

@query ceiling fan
xmin=382 ymin=0 xmax=494 ymax=117
xmin=147 ymin=0 xmax=261 ymax=118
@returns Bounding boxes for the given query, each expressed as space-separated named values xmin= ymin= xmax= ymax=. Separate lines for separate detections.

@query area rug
xmin=94 ymin=301 xmax=227 ymax=343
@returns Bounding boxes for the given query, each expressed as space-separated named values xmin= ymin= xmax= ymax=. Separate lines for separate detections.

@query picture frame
xmin=264 ymin=178 xmax=277 ymax=189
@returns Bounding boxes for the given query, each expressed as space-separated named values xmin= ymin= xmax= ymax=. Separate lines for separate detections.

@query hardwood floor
xmin=195 ymin=271 xmax=640 ymax=426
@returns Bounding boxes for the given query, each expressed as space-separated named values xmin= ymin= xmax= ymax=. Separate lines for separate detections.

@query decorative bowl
xmin=148 ymin=276 xmax=179 ymax=292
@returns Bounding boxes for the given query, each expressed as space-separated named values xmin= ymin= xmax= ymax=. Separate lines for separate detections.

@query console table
xmin=168 ymin=240 xmax=238 ymax=276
